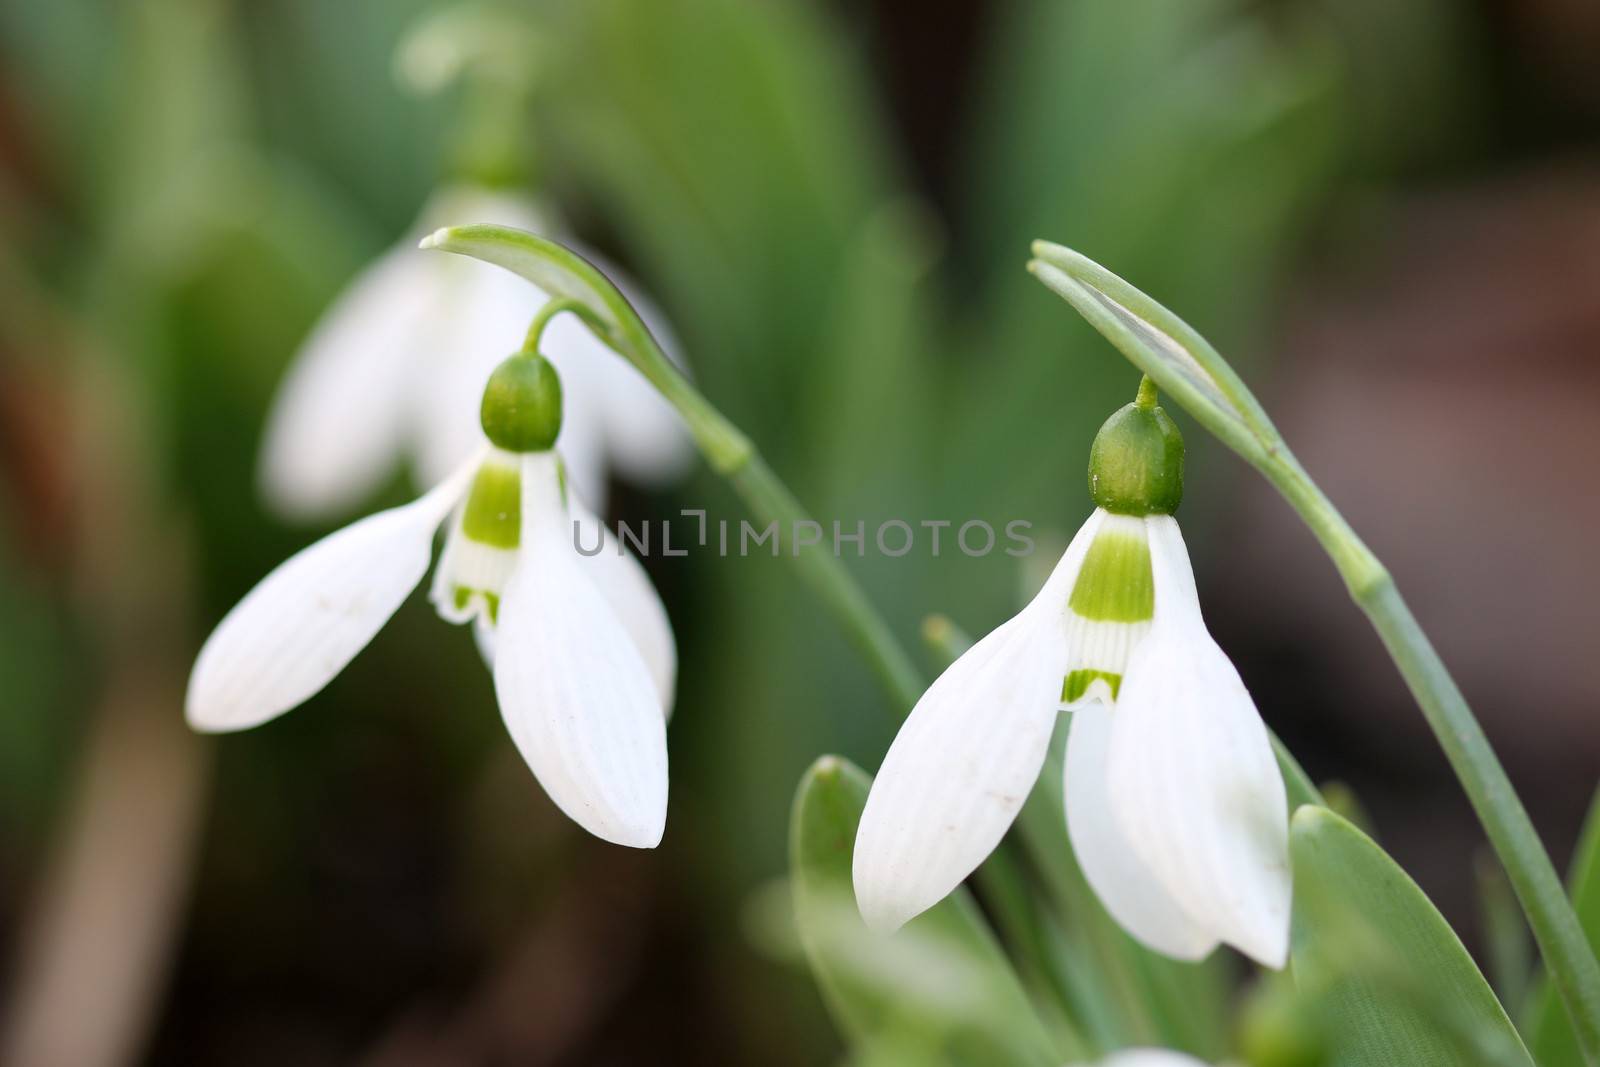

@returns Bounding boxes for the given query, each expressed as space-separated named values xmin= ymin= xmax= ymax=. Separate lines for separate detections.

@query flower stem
xmin=726 ymin=454 xmax=924 ymax=712
xmin=521 ymin=297 xmax=607 ymax=354
xmin=1278 ymin=461 xmax=1600 ymax=1063
xmin=1027 ymin=240 xmax=1600 ymax=1064
xmin=1134 ymin=374 xmax=1159 ymax=411
xmin=422 ymin=225 xmax=1311 ymax=1052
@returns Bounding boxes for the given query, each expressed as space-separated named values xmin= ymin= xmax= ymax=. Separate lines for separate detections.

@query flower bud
xmin=480 ymin=352 xmax=562 ymax=452
xmin=1087 ymin=381 xmax=1184 ymax=516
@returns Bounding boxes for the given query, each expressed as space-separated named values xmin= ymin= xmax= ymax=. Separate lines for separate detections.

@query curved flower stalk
xmin=854 ymin=380 xmax=1290 ymax=968
xmin=259 ymin=184 xmax=691 ymax=521
xmin=1029 ymin=241 xmax=1600 ymax=1059
xmin=190 ymin=349 xmax=674 ymax=848
xmin=419 ymin=223 xmax=925 ymax=705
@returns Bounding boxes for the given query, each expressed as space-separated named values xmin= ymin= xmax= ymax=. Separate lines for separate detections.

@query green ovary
xmin=1068 ymin=528 xmax=1154 ymax=622
xmin=461 ymin=460 xmax=522 ymax=549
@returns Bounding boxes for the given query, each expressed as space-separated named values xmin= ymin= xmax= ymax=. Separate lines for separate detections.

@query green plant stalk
xmin=976 ymin=841 xmax=1094 ymax=1060
xmin=426 ymin=224 xmax=1146 ymax=1049
xmin=424 ymin=224 xmax=925 ymax=707
xmin=1226 ymin=370 xmax=1600 ymax=1067
xmin=426 ymin=225 xmax=1333 ymax=1051
xmin=727 ymin=454 xmax=925 ymax=711
xmin=637 ymin=309 xmax=1097 ymax=1043
xmin=1029 ymin=240 xmax=1600 ymax=1065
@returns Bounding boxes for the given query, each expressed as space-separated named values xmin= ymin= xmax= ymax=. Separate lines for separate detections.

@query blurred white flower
xmin=189 ymin=439 xmax=675 ymax=849
xmin=854 ymin=394 xmax=1290 ymax=968
xmin=259 ymin=184 xmax=691 ymax=522
xmin=1072 ymin=1051 xmax=1215 ymax=1067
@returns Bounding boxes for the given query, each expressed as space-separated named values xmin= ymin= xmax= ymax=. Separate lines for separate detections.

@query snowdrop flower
xmin=1070 ymin=1052 xmax=1215 ymax=1067
xmin=854 ymin=379 xmax=1290 ymax=967
xmin=190 ymin=349 xmax=675 ymax=847
xmin=260 ymin=184 xmax=691 ymax=522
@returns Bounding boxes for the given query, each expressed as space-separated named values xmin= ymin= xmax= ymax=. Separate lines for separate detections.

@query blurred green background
xmin=2 ymin=0 xmax=1598 ymax=1063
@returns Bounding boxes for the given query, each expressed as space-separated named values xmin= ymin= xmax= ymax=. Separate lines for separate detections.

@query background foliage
xmin=1 ymin=0 xmax=1597 ymax=1063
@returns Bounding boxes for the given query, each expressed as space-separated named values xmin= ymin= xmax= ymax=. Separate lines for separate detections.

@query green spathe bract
xmin=1029 ymin=241 xmax=1600 ymax=1061
xmin=423 ymin=223 xmax=924 ymax=711
xmin=1087 ymin=390 xmax=1184 ymax=517
xmin=480 ymin=352 xmax=562 ymax=452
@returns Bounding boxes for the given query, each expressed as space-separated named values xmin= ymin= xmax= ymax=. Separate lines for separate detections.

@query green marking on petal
xmin=451 ymin=585 xmax=501 ymax=623
xmin=1061 ymin=668 xmax=1122 ymax=703
xmin=1068 ymin=527 xmax=1154 ymax=622
xmin=461 ymin=460 xmax=522 ymax=549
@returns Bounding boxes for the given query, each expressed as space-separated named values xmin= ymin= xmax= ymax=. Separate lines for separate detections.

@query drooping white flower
xmin=191 ymin=353 xmax=674 ymax=848
xmin=853 ymin=385 xmax=1290 ymax=967
xmin=259 ymin=184 xmax=691 ymax=522
xmin=1072 ymin=1051 xmax=1215 ymax=1067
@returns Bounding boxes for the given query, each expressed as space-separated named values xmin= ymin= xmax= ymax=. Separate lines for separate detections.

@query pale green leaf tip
xmin=418 ymin=227 xmax=451 ymax=250
xmin=1028 ymin=238 xmax=1078 ymax=264
xmin=808 ymin=754 xmax=846 ymax=780
xmin=794 ymin=754 xmax=868 ymax=808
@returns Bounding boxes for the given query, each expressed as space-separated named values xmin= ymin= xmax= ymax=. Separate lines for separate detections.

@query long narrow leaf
xmin=1290 ymin=806 xmax=1535 ymax=1067
xmin=790 ymin=755 xmax=1060 ymax=1066
xmin=1525 ymin=786 xmax=1600 ymax=1067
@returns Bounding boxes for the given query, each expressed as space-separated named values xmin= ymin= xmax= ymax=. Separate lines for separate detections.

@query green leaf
xmin=1273 ymin=736 xmax=1323 ymax=813
xmin=1525 ymin=785 xmax=1600 ymax=1067
xmin=1290 ymin=806 xmax=1536 ymax=1067
xmin=789 ymin=755 xmax=1059 ymax=1066
xmin=1477 ymin=852 xmax=1534 ymax=1013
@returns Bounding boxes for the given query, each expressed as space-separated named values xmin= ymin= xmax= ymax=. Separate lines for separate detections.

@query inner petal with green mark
xmin=430 ymin=448 xmax=523 ymax=627
xmin=1060 ymin=512 xmax=1155 ymax=707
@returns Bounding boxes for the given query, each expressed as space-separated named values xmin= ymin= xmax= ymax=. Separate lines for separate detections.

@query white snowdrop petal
xmin=1095 ymin=1050 xmax=1215 ymax=1067
xmin=1144 ymin=514 xmax=1204 ymax=630
xmin=593 ymin=345 xmax=694 ymax=488
xmin=538 ymin=331 xmax=610 ymax=509
xmin=428 ymin=446 xmax=523 ymax=627
xmin=187 ymin=458 xmax=477 ymax=732
xmin=571 ymin=499 xmax=677 ymax=718
xmin=429 ymin=519 xmax=519 ymax=625
xmin=852 ymin=611 xmax=1060 ymax=933
xmin=852 ymin=512 xmax=1106 ymax=933
xmin=259 ymin=248 xmax=433 ymax=520
xmin=553 ymin=245 xmax=695 ymax=488
xmin=493 ymin=454 xmax=668 ymax=848
xmin=411 ymin=262 xmax=539 ymax=487
xmin=405 ymin=183 xmax=551 ymax=488
xmin=422 ymin=185 xmax=549 ymax=235
xmin=472 ymin=616 xmax=496 ymax=669
xmin=1105 ymin=518 xmax=1291 ymax=968
xmin=1064 ymin=704 xmax=1218 ymax=961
